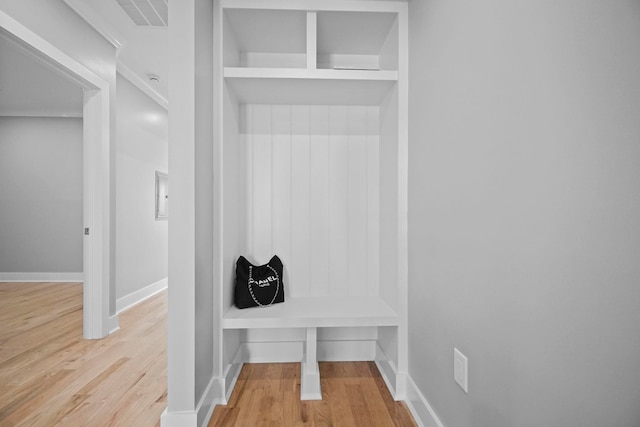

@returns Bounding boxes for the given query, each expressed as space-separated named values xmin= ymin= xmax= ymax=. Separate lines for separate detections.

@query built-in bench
xmin=223 ymin=296 xmax=399 ymax=400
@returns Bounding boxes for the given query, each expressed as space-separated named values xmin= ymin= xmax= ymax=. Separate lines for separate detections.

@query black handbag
xmin=234 ymin=255 xmax=285 ymax=309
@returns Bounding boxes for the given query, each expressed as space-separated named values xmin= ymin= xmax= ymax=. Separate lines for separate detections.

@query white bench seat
xmin=222 ymin=295 xmax=399 ymax=400
xmin=222 ymin=296 xmax=399 ymax=329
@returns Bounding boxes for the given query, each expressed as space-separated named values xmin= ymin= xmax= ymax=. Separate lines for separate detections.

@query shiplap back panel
xmin=242 ymin=104 xmax=380 ymax=298
xmin=222 ymin=89 xmax=247 ymax=310
xmin=379 ymin=87 xmax=399 ymax=311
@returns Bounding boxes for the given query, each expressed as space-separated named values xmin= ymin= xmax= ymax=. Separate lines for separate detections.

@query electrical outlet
xmin=454 ymin=348 xmax=468 ymax=393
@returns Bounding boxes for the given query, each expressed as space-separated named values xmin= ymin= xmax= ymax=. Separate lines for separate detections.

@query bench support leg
xmin=300 ymin=327 xmax=322 ymax=400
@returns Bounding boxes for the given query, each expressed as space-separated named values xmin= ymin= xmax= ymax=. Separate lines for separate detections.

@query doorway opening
xmin=0 ymin=12 xmax=113 ymax=339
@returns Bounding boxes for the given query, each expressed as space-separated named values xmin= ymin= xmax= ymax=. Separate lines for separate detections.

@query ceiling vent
xmin=116 ymin=0 xmax=168 ymax=27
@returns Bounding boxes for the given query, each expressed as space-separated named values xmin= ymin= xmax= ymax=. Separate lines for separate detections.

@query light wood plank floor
xmin=0 ymin=282 xmax=167 ymax=427
xmin=210 ymin=362 xmax=418 ymax=427
xmin=1 ymin=283 xmax=417 ymax=426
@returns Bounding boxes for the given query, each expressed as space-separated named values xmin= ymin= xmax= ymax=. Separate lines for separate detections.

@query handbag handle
xmin=247 ymin=264 xmax=280 ymax=306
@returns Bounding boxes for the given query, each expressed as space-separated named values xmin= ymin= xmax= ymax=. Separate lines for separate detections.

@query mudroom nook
xmin=212 ymin=0 xmax=408 ymax=404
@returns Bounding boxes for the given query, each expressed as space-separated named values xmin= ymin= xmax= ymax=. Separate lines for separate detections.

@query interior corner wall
xmin=408 ymin=1 xmax=640 ymax=427
xmin=194 ymin=0 xmax=215 ymax=423
xmin=0 ymin=117 xmax=83 ymax=274
xmin=115 ymin=75 xmax=168 ymax=307
xmin=165 ymin=0 xmax=215 ymax=424
xmin=0 ymin=0 xmax=118 ymax=313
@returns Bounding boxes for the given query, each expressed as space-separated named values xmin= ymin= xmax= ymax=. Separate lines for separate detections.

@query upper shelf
xmin=222 ymin=5 xmax=401 ymax=105
xmin=225 ymin=67 xmax=398 ymax=80
xmin=223 ymin=7 xmax=399 ymax=71
xmin=224 ymin=67 xmax=398 ymax=105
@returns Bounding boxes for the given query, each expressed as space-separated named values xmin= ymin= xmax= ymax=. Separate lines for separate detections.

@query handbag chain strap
xmin=248 ymin=264 xmax=280 ymax=307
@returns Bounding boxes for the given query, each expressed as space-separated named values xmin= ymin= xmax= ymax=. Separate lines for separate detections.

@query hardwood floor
xmin=1 ymin=283 xmax=416 ymax=426
xmin=210 ymin=362 xmax=417 ymax=427
xmin=0 ymin=282 xmax=167 ymax=427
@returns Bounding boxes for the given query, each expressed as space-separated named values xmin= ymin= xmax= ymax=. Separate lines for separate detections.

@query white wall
xmin=408 ymin=1 xmax=640 ymax=426
xmin=115 ymin=74 xmax=168 ymax=307
xmin=0 ymin=117 xmax=82 ymax=275
xmin=165 ymin=0 xmax=216 ymax=424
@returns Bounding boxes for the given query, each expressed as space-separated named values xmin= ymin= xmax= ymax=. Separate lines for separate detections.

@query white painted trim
xmin=238 ymin=340 xmax=383 ymax=364
xmin=82 ymin=87 xmax=111 ymax=340
xmin=396 ymin=0 xmax=410 ymax=390
xmin=62 ymin=0 xmax=127 ymax=49
xmin=301 ymin=362 xmax=322 ymax=400
xmin=161 ymin=374 xmax=224 ymax=427
xmin=117 ymin=64 xmax=169 ymax=109
xmin=405 ymin=375 xmax=446 ymax=427
xmin=116 ymin=278 xmax=168 ymax=314
xmin=318 ymin=340 xmax=378 ymax=361
xmin=220 ymin=345 xmax=245 ymax=402
xmin=242 ymin=342 xmax=304 ymax=363
xmin=0 ymin=110 xmax=83 ymax=118
xmin=301 ymin=328 xmax=321 ymax=400
xmin=108 ymin=315 xmax=120 ymax=334
xmin=63 ymin=0 xmax=169 ymax=111
xmin=196 ymin=375 xmax=224 ymax=427
xmin=222 ymin=296 xmax=399 ymax=329
xmin=224 ymin=67 xmax=398 ymax=81
xmin=224 ymin=363 xmax=243 ymax=402
xmin=160 ymin=409 xmax=197 ymax=427
xmin=220 ymin=0 xmax=405 ymax=13
xmin=0 ymin=272 xmax=83 ymax=282
xmin=306 ymin=12 xmax=317 ymax=69
xmin=0 ymin=13 xmax=108 ymax=90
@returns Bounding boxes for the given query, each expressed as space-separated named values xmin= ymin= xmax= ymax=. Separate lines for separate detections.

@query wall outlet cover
xmin=454 ymin=347 xmax=469 ymax=393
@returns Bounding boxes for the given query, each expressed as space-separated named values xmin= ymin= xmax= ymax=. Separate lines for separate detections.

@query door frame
xmin=0 ymin=11 xmax=113 ymax=339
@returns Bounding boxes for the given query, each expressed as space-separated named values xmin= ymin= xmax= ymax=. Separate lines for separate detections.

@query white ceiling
xmin=0 ymin=31 xmax=83 ymax=117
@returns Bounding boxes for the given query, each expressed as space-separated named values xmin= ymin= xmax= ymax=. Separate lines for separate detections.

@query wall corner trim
xmin=160 ymin=375 xmax=224 ymax=427
xmin=405 ymin=375 xmax=446 ymax=427
xmin=62 ymin=0 xmax=127 ymax=49
xmin=116 ymin=277 xmax=167 ymax=314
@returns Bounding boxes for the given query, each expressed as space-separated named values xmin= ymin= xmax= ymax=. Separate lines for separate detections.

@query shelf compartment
xmin=224 ymin=67 xmax=398 ymax=105
xmin=224 ymin=8 xmax=308 ymax=68
xmin=317 ymin=11 xmax=398 ymax=71
xmin=222 ymin=296 xmax=399 ymax=329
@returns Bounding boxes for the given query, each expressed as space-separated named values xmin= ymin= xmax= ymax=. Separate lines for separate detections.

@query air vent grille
xmin=116 ymin=0 xmax=168 ymax=27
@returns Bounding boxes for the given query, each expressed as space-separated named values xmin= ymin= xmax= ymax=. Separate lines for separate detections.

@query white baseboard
xmin=0 ymin=272 xmax=83 ymax=282
xmin=160 ymin=374 xmax=225 ymax=427
xmin=224 ymin=362 xmax=243 ymax=402
xmin=223 ymin=345 xmax=245 ymax=402
xmin=108 ymin=314 xmax=120 ymax=335
xmin=405 ymin=375 xmax=445 ymax=427
xmin=196 ymin=375 xmax=224 ymax=427
xmin=161 ymin=409 xmax=196 ymax=427
xmin=376 ymin=358 xmax=398 ymax=397
xmin=116 ymin=278 xmax=167 ymax=314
